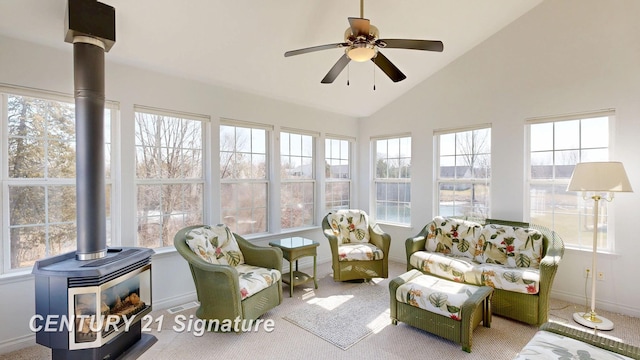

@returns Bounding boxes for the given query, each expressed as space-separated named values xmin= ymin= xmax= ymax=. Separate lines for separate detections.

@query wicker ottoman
xmin=389 ymin=269 xmax=493 ymax=352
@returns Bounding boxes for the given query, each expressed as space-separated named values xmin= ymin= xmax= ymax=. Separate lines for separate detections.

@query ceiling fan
xmin=284 ymin=0 xmax=444 ymax=84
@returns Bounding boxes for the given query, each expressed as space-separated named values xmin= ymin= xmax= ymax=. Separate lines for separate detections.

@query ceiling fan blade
xmin=378 ymin=39 xmax=444 ymax=52
xmin=321 ymin=54 xmax=351 ymax=84
xmin=372 ymin=52 xmax=406 ymax=82
xmin=348 ymin=17 xmax=370 ymax=36
xmin=285 ymin=43 xmax=348 ymax=57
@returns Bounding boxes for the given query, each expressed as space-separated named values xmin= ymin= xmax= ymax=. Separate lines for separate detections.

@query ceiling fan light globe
xmin=347 ymin=46 xmax=376 ymax=62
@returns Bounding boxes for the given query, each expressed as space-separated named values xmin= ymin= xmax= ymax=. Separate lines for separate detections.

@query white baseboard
xmin=0 ymin=333 xmax=36 ymax=355
xmin=551 ymin=289 xmax=640 ymax=318
xmin=152 ymin=291 xmax=198 ymax=311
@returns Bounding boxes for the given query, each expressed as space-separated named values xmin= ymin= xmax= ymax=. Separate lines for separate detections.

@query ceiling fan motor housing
xmin=344 ymin=24 xmax=378 ymax=62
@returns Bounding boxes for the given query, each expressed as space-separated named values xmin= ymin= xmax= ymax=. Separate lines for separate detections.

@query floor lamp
xmin=567 ymin=161 xmax=633 ymax=330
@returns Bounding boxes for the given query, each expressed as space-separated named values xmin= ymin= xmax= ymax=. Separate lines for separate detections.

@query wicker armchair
xmin=322 ymin=210 xmax=391 ymax=281
xmin=174 ymin=225 xmax=283 ymax=324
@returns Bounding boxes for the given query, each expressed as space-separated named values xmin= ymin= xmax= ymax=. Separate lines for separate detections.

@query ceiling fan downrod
xmin=360 ymin=0 xmax=364 ymax=18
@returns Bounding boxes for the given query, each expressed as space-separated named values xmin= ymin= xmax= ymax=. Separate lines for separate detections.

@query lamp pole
xmin=573 ymin=194 xmax=614 ymax=330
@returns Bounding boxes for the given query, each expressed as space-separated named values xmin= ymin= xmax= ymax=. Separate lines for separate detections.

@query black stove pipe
xmin=65 ymin=0 xmax=116 ymax=260
xmin=73 ymin=38 xmax=107 ymax=260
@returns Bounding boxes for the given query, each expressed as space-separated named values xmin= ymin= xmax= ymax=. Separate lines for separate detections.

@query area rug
xmin=283 ymin=282 xmax=391 ymax=350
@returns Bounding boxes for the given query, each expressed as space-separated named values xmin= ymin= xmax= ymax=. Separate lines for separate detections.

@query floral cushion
xmin=409 ymin=251 xmax=484 ymax=285
xmin=478 ymin=225 xmax=543 ymax=268
xmin=515 ymin=329 xmax=634 ymax=360
xmin=396 ymin=274 xmax=481 ymax=321
xmin=480 ymin=263 xmax=540 ymax=294
xmin=327 ymin=210 xmax=371 ymax=245
xmin=236 ymin=264 xmax=281 ymax=300
xmin=185 ymin=225 xmax=245 ymax=266
xmin=425 ymin=216 xmax=483 ymax=259
xmin=338 ymin=243 xmax=384 ymax=261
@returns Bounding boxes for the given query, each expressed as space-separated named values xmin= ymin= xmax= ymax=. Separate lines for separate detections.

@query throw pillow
xmin=425 ymin=216 xmax=482 ymax=259
xmin=327 ymin=210 xmax=370 ymax=244
xmin=479 ymin=225 xmax=543 ymax=268
xmin=185 ymin=225 xmax=245 ymax=266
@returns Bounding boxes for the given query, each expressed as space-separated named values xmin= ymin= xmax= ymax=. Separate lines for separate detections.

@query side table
xmin=269 ymin=237 xmax=319 ymax=297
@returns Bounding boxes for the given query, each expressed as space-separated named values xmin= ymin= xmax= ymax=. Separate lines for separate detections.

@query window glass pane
xmin=531 ymin=151 xmax=553 ymax=179
xmin=281 ymin=182 xmax=314 ymax=229
xmin=440 ymin=133 xmax=455 ymax=155
xmin=530 ymin=123 xmax=553 ymax=152
xmin=554 ymin=120 xmax=579 ymax=150
xmin=581 ymin=117 xmax=608 ymax=149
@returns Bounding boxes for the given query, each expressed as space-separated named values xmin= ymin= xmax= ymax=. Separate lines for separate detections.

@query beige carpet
xmin=3 ymin=261 xmax=639 ymax=360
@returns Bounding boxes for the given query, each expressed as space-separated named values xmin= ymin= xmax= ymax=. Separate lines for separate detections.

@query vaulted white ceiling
xmin=0 ymin=0 xmax=542 ymax=117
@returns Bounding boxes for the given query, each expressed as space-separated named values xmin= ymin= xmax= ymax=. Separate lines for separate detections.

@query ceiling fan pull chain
xmin=347 ymin=63 xmax=350 ymax=86
xmin=373 ymin=62 xmax=376 ymax=90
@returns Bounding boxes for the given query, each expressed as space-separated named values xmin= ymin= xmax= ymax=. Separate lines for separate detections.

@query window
xmin=373 ymin=135 xmax=411 ymax=225
xmin=527 ymin=112 xmax=611 ymax=250
xmin=280 ymin=131 xmax=315 ymax=229
xmin=220 ymin=122 xmax=269 ymax=235
xmin=325 ymin=138 xmax=351 ymax=212
xmin=435 ymin=127 xmax=491 ymax=218
xmin=135 ymin=107 xmax=205 ymax=248
xmin=2 ymin=88 xmax=115 ymax=271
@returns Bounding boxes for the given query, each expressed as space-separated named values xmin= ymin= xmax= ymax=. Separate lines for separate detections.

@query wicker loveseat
xmin=174 ymin=225 xmax=283 ymax=325
xmin=406 ymin=217 xmax=564 ymax=325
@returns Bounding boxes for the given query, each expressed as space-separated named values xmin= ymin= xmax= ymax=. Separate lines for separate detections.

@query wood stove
xmin=32 ymin=1 xmax=156 ymax=359
xmin=33 ymin=248 xmax=155 ymax=359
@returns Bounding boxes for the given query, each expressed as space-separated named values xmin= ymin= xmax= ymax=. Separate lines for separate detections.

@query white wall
xmin=0 ymin=34 xmax=354 ymax=353
xmin=359 ymin=0 xmax=640 ymax=317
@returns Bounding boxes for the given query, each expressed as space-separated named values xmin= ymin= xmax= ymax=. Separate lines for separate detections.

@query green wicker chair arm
xmin=321 ymin=216 xmax=341 ymax=259
xmin=389 ymin=269 xmax=424 ymax=295
xmin=540 ymin=322 xmax=640 ymax=359
xmin=369 ymin=223 xmax=391 ymax=255
xmin=236 ymin=234 xmax=283 ymax=272
xmin=405 ymin=225 xmax=429 ymax=270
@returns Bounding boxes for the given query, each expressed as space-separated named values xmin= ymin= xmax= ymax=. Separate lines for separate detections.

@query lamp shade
xmin=567 ymin=162 xmax=633 ymax=192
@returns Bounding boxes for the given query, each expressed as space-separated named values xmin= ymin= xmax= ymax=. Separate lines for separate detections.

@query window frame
xmin=219 ymin=119 xmax=272 ymax=236
xmin=280 ymin=129 xmax=317 ymax=230
xmin=324 ymin=136 xmax=353 ymax=213
xmin=434 ymin=124 xmax=492 ymax=219
xmin=1 ymin=85 xmax=118 ymax=273
xmin=134 ymin=105 xmax=208 ymax=249
xmin=525 ymin=110 xmax=615 ymax=251
xmin=372 ymin=134 xmax=412 ymax=226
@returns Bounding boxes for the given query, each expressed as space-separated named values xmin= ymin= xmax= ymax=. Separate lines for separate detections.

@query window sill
xmin=375 ymin=221 xmax=413 ymax=231
xmin=0 ymin=270 xmax=34 ymax=285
